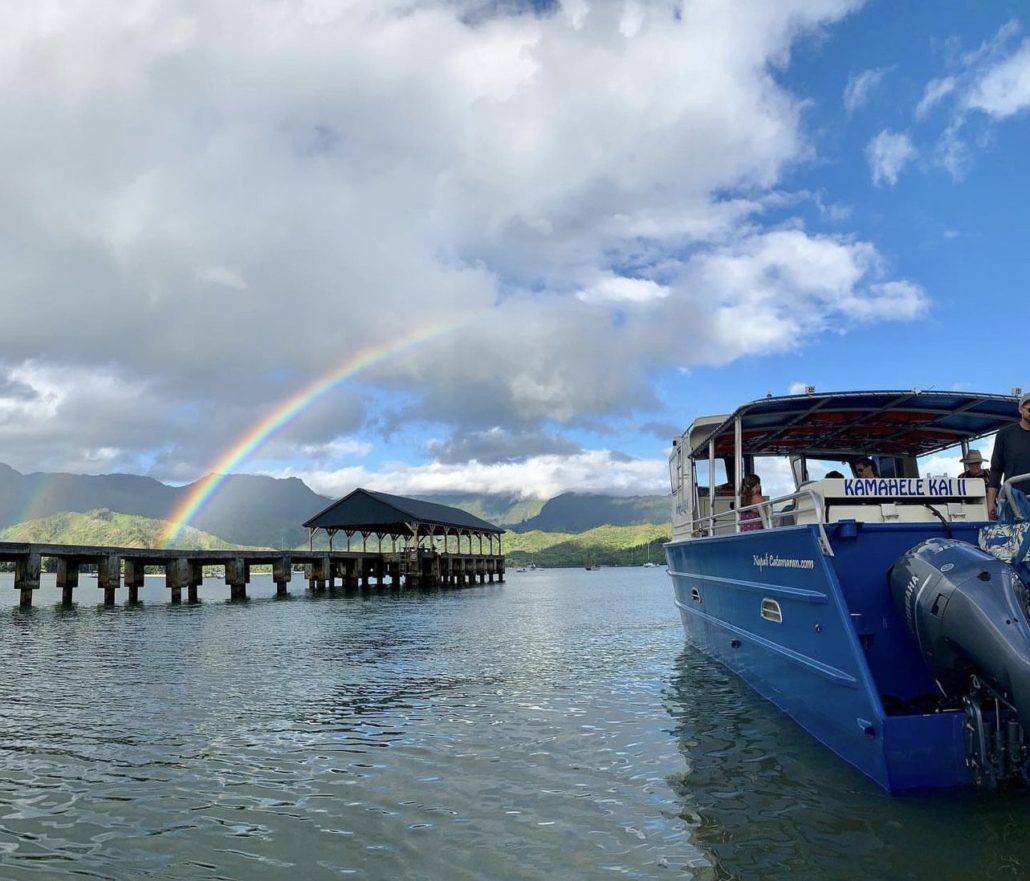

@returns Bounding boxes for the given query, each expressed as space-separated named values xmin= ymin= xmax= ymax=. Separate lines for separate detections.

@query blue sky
xmin=0 ymin=0 xmax=1027 ymax=501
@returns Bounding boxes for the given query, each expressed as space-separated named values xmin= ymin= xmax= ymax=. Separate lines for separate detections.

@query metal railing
xmin=999 ymin=472 xmax=1030 ymax=520
xmin=684 ymin=487 xmax=833 ymax=555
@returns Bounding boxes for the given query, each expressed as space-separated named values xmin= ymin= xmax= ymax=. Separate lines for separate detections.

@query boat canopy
xmin=685 ymin=390 xmax=1020 ymax=460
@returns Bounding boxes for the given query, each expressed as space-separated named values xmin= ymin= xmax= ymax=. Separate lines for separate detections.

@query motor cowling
xmin=889 ymin=538 xmax=1030 ymax=731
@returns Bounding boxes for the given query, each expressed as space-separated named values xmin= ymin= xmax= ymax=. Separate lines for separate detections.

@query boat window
xmin=690 ymin=587 xmax=701 ymax=603
xmin=750 ymin=455 xmax=793 ymax=498
xmin=760 ymin=598 xmax=783 ymax=623
xmin=875 ymin=457 xmax=899 ymax=478
xmin=799 ymin=458 xmax=851 ymax=485
xmin=694 ymin=458 xmax=728 ymax=492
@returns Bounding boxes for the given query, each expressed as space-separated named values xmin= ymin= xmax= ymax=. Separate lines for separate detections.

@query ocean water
xmin=0 ymin=567 xmax=1029 ymax=881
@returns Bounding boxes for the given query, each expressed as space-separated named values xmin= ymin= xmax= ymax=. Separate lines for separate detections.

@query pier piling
xmin=56 ymin=559 xmax=79 ymax=605
xmin=1 ymin=542 xmax=504 ymax=606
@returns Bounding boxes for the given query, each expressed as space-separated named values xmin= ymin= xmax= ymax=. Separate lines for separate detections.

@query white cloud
xmin=866 ymin=130 xmax=916 ymax=186
xmin=281 ymin=449 xmax=670 ymax=501
xmin=0 ymin=360 xmax=167 ymax=474
xmin=198 ymin=266 xmax=248 ymax=290
xmin=843 ymin=67 xmax=887 ymax=113
xmin=964 ymin=38 xmax=1030 ymax=118
xmin=670 ymin=229 xmax=928 ymax=359
xmin=916 ymin=76 xmax=957 ymax=118
xmin=576 ymin=275 xmax=669 ymax=304
xmin=1 ymin=0 xmax=922 ymax=492
xmin=917 ymin=23 xmax=1030 ymax=176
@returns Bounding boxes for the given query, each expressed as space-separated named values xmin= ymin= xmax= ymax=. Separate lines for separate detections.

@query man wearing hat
xmin=987 ymin=392 xmax=1030 ymax=519
xmin=959 ymin=449 xmax=990 ymax=484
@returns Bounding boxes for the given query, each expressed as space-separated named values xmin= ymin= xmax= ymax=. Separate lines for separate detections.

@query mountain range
xmin=0 ymin=463 xmax=670 ymax=548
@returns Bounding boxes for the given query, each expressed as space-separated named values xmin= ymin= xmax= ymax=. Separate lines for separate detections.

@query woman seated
xmin=739 ymin=474 xmax=768 ymax=531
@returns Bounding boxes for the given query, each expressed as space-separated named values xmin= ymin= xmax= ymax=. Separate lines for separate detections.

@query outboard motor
xmin=890 ymin=538 xmax=1030 ymax=786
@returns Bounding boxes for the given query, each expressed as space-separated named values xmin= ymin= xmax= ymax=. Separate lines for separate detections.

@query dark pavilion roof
xmin=303 ymin=488 xmax=504 ymax=535
xmin=688 ymin=390 xmax=1020 ymax=460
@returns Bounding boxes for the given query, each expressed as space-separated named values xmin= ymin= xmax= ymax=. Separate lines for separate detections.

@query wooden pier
xmin=0 ymin=543 xmax=505 ymax=606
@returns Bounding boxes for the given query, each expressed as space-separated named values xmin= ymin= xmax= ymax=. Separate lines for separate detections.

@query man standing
xmin=959 ymin=449 xmax=991 ymax=484
xmin=987 ymin=392 xmax=1030 ymax=519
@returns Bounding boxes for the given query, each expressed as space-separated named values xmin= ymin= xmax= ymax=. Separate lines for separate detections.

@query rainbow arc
xmin=158 ymin=319 xmax=462 ymax=548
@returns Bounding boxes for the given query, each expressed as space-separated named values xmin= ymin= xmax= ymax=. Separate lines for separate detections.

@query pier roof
xmin=303 ymin=488 xmax=503 ymax=536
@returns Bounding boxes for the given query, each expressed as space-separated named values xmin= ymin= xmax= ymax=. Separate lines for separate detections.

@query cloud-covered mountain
xmin=0 ymin=464 xmax=671 ymax=547
xmin=0 ymin=463 xmax=329 ymax=549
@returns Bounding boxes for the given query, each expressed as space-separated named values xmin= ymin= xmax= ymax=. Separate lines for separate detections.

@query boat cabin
xmin=669 ymin=390 xmax=1019 ymax=539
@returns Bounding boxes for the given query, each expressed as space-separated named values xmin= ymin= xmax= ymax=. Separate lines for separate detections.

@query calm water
xmin=1 ymin=568 xmax=1029 ymax=880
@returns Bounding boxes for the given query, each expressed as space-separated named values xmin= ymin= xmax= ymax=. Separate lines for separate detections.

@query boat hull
xmin=666 ymin=522 xmax=981 ymax=791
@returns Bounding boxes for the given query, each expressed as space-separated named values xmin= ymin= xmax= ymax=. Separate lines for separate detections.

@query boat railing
xmin=681 ymin=474 xmax=988 ymax=548
xmin=689 ymin=488 xmax=832 ymax=553
xmin=1000 ymin=472 xmax=1030 ymax=519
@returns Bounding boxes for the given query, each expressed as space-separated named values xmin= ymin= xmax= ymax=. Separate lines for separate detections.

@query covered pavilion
xmin=303 ymin=488 xmax=504 ymax=555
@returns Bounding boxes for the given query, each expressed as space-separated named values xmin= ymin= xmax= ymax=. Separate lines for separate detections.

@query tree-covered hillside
xmin=0 ymin=509 xmax=670 ymax=570
xmin=0 ymin=509 xmax=263 ymax=551
xmin=502 ymin=523 xmax=670 ymax=568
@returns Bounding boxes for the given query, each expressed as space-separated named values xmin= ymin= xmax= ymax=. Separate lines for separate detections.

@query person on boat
xmin=738 ymin=474 xmax=767 ymax=531
xmin=855 ymin=457 xmax=879 ymax=478
xmin=987 ymin=392 xmax=1030 ymax=519
xmin=958 ymin=449 xmax=991 ymax=484
xmin=825 ymin=470 xmax=845 ymax=478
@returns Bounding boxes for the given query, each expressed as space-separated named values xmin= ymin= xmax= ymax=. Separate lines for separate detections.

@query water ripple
xmin=4 ymin=568 xmax=1028 ymax=879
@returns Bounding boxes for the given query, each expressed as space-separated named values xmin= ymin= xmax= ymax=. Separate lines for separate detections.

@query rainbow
xmin=158 ymin=318 xmax=463 ymax=547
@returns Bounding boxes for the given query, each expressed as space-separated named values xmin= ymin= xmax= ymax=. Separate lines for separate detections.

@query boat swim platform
xmin=0 ymin=542 xmax=506 ymax=606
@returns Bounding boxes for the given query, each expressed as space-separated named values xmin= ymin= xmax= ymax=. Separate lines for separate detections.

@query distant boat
xmin=585 ymin=564 xmax=600 ymax=571
xmin=642 ymin=542 xmax=658 ymax=566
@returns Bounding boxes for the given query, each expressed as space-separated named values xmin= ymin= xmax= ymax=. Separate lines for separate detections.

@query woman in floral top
xmin=739 ymin=474 xmax=767 ymax=531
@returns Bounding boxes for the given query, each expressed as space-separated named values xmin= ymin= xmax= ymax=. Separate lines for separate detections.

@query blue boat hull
xmin=666 ymin=522 xmax=980 ymax=791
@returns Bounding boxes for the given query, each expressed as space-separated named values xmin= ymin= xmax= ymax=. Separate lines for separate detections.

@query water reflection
xmin=662 ymin=646 xmax=1030 ymax=880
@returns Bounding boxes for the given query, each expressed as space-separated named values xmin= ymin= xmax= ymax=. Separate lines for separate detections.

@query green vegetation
xmin=0 ymin=509 xmax=265 ymax=551
xmin=503 ymin=522 xmax=671 ymax=568
xmin=0 ymin=509 xmax=671 ymax=570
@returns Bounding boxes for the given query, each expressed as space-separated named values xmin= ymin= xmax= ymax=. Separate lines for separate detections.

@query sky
xmin=1 ymin=0 xmax=1028 ymax=504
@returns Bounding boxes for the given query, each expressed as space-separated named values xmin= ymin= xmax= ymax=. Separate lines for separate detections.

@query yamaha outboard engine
xmin=890 ymin=538 xmax=1030 ymax=786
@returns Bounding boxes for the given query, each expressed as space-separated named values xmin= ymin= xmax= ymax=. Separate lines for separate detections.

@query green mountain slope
xmin=0 ymin=509 xmax=266 ymax=551
xmin=508 ymin=492 xmax=670 ymax=532
xmin=0 ymin=509 xmax=670 ymax=569
xmin=503 ymin=523 xmax=670 ymax=568
xmin=0 ymin=462 xmax=672 ymax=547
xmin=413 ymin=492 xmax=545 ymax=527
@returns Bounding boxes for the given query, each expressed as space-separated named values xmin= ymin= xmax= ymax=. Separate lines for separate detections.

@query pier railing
xmin=0 ymin=543 xmax=505 ymax=606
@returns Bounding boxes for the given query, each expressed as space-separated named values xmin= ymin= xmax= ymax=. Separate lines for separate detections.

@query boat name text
xmin=841 ymin=478 xmax=969 ymax=497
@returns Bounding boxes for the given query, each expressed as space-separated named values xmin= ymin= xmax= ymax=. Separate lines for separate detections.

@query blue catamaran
xmin=665 ymin=390 xmax=1030 ymax=792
